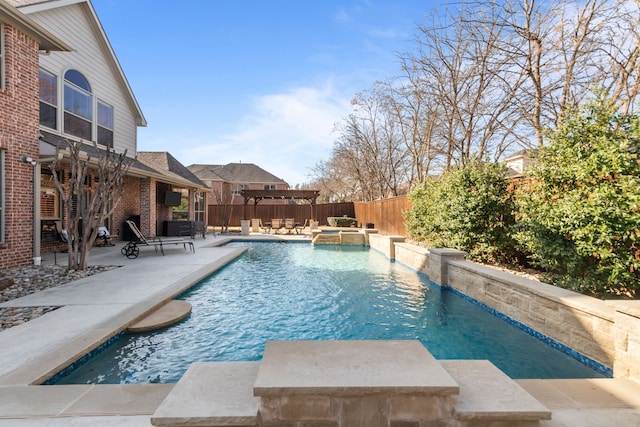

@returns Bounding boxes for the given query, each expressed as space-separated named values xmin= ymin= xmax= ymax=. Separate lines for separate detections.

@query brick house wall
xmin=110 ymin=175 xmax=141 ymax=239
xmin=0 ymin=24 xmax=40 ymax=269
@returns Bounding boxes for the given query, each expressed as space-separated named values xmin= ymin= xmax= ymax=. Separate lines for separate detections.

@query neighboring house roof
xmin=138 ymin=152 xmax=207 ymax=190
xmin=188 ymin=163 xmax=288 ymax=185
xmin=10 ymin=0 xmax=147 ymax=127
xmin=505 ymin=148 xmax=538 ymax=160
xmin=505 ymin=148 xmax=537 ymax=178
xmin=0 ymin=0 xmax=72 ymax=51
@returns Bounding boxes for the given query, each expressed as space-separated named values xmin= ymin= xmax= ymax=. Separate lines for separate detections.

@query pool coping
xmin=0 ymin=234 xmax=639 ymax=425
xmin=0 ymin=240 xmax=251 ymax=386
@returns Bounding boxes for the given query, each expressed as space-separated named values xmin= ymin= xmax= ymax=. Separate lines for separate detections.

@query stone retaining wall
xmin=389 ymin=238 xmax=640 ymax=381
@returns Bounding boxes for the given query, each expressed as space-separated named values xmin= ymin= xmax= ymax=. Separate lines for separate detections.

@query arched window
xmin=63 ymin=69 xmax=92 ymax=140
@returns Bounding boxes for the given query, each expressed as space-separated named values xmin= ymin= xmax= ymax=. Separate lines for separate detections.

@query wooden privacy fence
xmin=353 ymin=196 xmax=410 ymax=236
xmin=208 ymin=198 xmax=410 ymax=236
xmin=207 ymin=202 xmax=355 ymax=228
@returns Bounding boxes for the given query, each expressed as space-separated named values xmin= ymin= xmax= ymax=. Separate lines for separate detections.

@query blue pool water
xmin=52 ymin=242 xmax=607 ymax=384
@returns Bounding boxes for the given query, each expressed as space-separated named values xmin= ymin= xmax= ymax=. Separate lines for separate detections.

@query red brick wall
xmin=0 ymin=25 xmax=41 ymax=269
xmin=111 ymin=175 xmax=141 ymax=239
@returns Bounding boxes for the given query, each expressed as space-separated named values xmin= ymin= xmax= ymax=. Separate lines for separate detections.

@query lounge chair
xmin=122 ymin=220 xmax=195 ymax=259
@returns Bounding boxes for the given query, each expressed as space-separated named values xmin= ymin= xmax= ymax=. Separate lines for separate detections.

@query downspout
xmin=33 ymin=162 xmax=41 ymax=265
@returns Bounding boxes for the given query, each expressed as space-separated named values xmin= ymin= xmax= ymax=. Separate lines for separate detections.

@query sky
xmin=92 ymin=1 xmax=439 ymax=186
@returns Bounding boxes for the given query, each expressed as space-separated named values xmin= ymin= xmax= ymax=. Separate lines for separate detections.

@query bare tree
xmin=213 ymin=189 xmax=234 ymax=233
xmin=50 ymin=140 xmax=130 ymax=270
xmin=406 ymin=4 xmax=524 ymax=165
xmin=330 ymin=87 xmax=409 ymax=201
xmin=310 ymin=0 xmax=640 ymax=198
xmin=383 ymin=74 xmax=443 ymax=184
xmin=600 ymin=0 xmax=640 ymax=115
xmin=486 ymin=0 xmax=637 ymax=140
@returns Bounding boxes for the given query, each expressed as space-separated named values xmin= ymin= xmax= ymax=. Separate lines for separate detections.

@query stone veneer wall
xmin=613 ymin=302 xmax=640 ymax=380
xmin=387 ymin=238 xmax=640 ymax=381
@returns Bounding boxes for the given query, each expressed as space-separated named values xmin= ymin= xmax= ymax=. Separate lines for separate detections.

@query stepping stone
xmin=127 ymin=300 xmax=191 ymax=333
xmin=151 ymin=362 xmax=260 ymax=427
xmin=441 ymin=360 xmax=551 ymax=425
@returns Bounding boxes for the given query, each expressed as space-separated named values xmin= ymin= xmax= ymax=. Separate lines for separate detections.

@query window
xmin=71 ymin=188 xmax=90 ymax=218
xmin=39 ymin=69 xmax=57 ymax=129
xmin=171 ymin=189 xmax=188 ymax=220
xmin=97 ymin=100 xmax=114 ymax=147
xmin=264 ymin=184 xmax=276 ymax=190
xmin=194 ymin=191 xmax=206 ymax=222
xmin=0 ymin=24 xmax=5 ymax=90
xmin=232 ymin=184 xmax=249 ymax=195
xmin=40 ymin=187 xmax=60 ymax=219
xmin=64 ymin=70 xmax=92 ymax=140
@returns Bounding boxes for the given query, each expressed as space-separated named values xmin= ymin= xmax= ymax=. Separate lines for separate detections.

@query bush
xmin=327 ymin=216 xmax=358 ymax=227
xmin=514 ymin=96 xmax=640 ymax=298
xmin=404 ymin=159 xmax=518 ymax=263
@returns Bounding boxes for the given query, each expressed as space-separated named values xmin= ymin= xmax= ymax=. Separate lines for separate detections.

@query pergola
xmin=240 ymin=189 xmax=320 ymax=219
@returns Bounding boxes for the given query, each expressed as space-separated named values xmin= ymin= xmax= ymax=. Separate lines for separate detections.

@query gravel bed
xmin=0 ymin=264 xmax=119 ymax=330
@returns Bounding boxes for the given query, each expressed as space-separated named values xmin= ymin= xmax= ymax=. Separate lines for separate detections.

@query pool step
xmin=441 ymin=360 xmax=552 ymax=426
xmin=127 ymin=300 xmax=192 ymax=333
xmin=149 ymin=345 xmax=551 ymax=427
xmin=151 ymin=362 xmax=260 ymax=427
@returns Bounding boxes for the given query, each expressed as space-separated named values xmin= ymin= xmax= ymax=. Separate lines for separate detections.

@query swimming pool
xmin=51 ymin=241 xmax=607 ymax=384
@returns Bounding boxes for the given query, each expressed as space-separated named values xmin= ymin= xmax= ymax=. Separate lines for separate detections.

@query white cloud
xmin=183 ymin=82 xmax=352 ymax=186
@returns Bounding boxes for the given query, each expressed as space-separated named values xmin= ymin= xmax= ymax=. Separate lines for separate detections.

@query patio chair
xmin=95 ymin=226 xmax=115 ymax=247
xmin=284 ymin=218 xmax=296 ymax=234
xmin=54 ymin=220 xmax=83 ymax=248
xmin=294 ymin=219 xmax=308 ymax=234
xmin=122 ymin=220 xmax=195 ymax=259
xmin=191 ymin=221 xmax=207 ymax=239
xmin=259 ymin=219 xmax=271 ymax=234
xmin=271 ymin=218 xmax=283 ymax=234
xmin=53 ymin=220 xmax=84 ymax=263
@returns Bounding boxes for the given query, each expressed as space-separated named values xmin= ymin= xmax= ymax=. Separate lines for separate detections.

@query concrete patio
xmin=0 ymin=234 xmax=638 ymax=426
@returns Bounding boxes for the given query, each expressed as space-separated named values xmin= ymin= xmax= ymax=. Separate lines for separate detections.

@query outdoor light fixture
xmin=21 ymin=156 xmax=37 ymax=166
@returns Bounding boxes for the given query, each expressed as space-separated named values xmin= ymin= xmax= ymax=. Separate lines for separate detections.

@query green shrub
xmin=514 ymin=95 xmax=640 ymax=298
xmin=404 ymin=159 xmax=518 ymax=263
xmin=327 ymin=216 xmax=358 ymax=227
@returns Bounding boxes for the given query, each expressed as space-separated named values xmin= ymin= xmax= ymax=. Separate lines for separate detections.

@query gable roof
xmin=188 ymin=163 xmax=287 ymax=185
xmin=138 ymin=152 xmax=206 ymax=189
xmin=0 ymin=0 xmax=72 ymax=51
xmin=10 ymin=0 xmax=147 ymax=127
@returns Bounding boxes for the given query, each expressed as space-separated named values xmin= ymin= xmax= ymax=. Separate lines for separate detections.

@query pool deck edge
xmin=0 ymin=235 xmax=639 ymax=426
